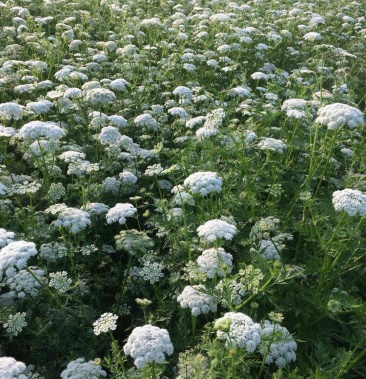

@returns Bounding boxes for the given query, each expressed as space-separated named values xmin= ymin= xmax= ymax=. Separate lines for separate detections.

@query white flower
xmin=99 ymin=126 xmax=122 ymax=145
xmin=258 ymin=240 xmax=281 ymax=260
xmin=106 ymin=203 xmax=137 ymax=224
xmin=0 ymin=102 xmax=24 ymax=120
xmin=177 ymin=285 xmax=217 ymax=316
xmin=260 ymin=320 xmax=297 ymax=367
xmin=0 ymin=357 xmax=28 ymax=379
xmin=25 ymin=100 xmax=54 ymax=115
xmin=18 ymin=121 xmax=66 ymax=141
xmin=303 ymin=32 xmax=321 ymax=41
xmin=332 ymin=189 xmax=366 ymax=216
xmin=168 ymin=107 xmax=190 ymax=119
xmin=3 ymin=312 xmax=27 ymax=336
xmin=197 ymin=247 xmax=233 ymax=278
xmin=5 ymin=267 xmax=44 ymax=298
xmin=0 ymin=126 xmax=16 ymax=138
xmin=102 ymin=177 xmax=120 ymax=194
xmin=315 ymin=103 xmax=364 ymax=130
xmin=134 ymin=113 xmax=158 ymax=131
xmin=84 ymin=88 xmax=116 ymax=105
xmin=0 ymin=241 xmax=38 ymax=281
xmin=108 ymin=114 xmax=128 ymax=128
xmin=228 ymin=86 xmax=251 ymax=98
xmin=60 ymin=358 xmax=107 ymax=379
xmin=85 ymin=203 xmax=109 ymax=215
xmin=93 ymin=313 xmax=118 ymax=335
xmin=173 ymin=86 xmax=193 ymax=100
xmin=0 ymin=228 xmax=15 ymax=248
xmin=119 ymin=171 xmax=138 ymax=185
xmin=140 ymin=261 xmax=164 ymax=284
xmin=215 ymin=312 xmax=262 ymax=352
xmin=281 ymin=98 xmax=307 ymax=111
xmin=197 ymin=219 xmax=237 ymax=242
xmin=196 ymin=108 xmax=226 ymax=138
xmin=109 ymin=78 xmax=129 ymax=91
xmin=186 ymin=116 xmax=206 ymax=129
xmin=58 ymin=151 xmax=86 ymax=163
xmin=258 ymin=138 xmax=287 ymax=154
xmin=123 ymin=324 xmax=174 ymax=369
xmin=183 ymin=171 xmax=223 ymax=196
xmin=251 ymin=72 xmax=269 ymax=80
xmin=49 ymin=271 xmax=72 ymax=292
xmin=45 ymin=204 xmax=91 ymax=233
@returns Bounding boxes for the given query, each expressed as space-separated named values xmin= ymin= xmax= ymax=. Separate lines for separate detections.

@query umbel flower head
xmin=84 ymin=88 xmax=116 ymax=106
xmin=93 ymin=313 xmax=118 ymax=335
xmin=106 ymin=203 xmax=137 ymax=225
xmin=215 ymin=312 xmax=262 ymax=352
xmin=123 ymin=324 xmax=174 ymax=369
xmin=260 ymin=320 xmax=297 ymax=368
xmin=197 ymin=219 xmax=237 ymax=242
xmin=197 ymin=247 xmax=233 ymax=278
xmin=0 ymin=241 xmax=38 ymax=281
xmin=183 ymin=171 xmax=223 ymax=196
xmin=60 ymin=358 xmax=107 ymax=379
xmin=18 ymin=121 xmax=66 ymax=141
xmin=177 ymin=285 xmax=217 ymax=316
xmin=0 ymin=357 xmax=28 ymax=379
xmin=45 ymin=204 xmax=91 ymax=233
xmin=332 ymin=189 xmax=366 ymax=216
xmin=315 ymin=103 xmax=364 ymax=130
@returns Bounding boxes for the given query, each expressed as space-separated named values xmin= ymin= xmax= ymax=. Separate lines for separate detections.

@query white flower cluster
xmin=60 ymin=358 xmax=107 ymax=379
xmin=123 ymin=324 xmax=174 ymax=369
xmin=0 ymin=126 xmax=16 ymax=138
xmin=196 ymin=108 xmax=225 ymax=138
xmin=260 ymin=320 xmax=297 ymax=367
xmin=215 ymin=312 xmax=262 ymax=352
xmin=58 ymin=151 xmax=86 ymax=163
xmin=177 ymin=285 xmax=217 ymax=316
xmin=25 ymin=100 xmax=54 ymax=115
xmin=0 ymin=102 xmax=24 ymax=120
xmin=140 ymin=260 xmax=164 ymax=284
xmin=315 ymin=103 xmax=364 ymax=130
xmin=99 ymin=126 xmax=122 ymax=145
xmin=119 ymin=171 xmax=138 ymax=185
xmin=0 ymin=228 xmax=15 ymax=248
xmin=5 ymin=267 xmax=44 ymax=298
xmin=332 ymin=189 xmax=366 ymax=216
xmin=49 ymin=271 xmax=72 ymax=292
xmin=3 ymin=312 xmax=27 ymax=336
xmin=85 ymin=202 xmax=109 ymax=215
xmin=258 ymin=138 xmax=287 ymax=154
xmin=258 ymin=240 xmax=281 ymax=260
xmin=45 ymin=204 xmax=91 ymax=233
xmin=134 ymin=113 xmax=158 ymax=131
xmin=106 ymin=203 xmax=137 ymax=224
xmin=40 ymin=242 xmax=67 ymax=262
xmin=197 ymin=247 xmax=233 ymax=278
xmin=183 ymin=171 xmax=223 ymax=196
xmin=109 ymin=78 xmax=129 ymax=91
xmin=18 ymin=121 xmax=66 ymax=141
xmin=0 ymin=241 xmax=38 ymax=281
xmin=197 ymin=219 xmax=237 ymax=242
xmin=93 ymin=312 xmax=118 ymax=335
xmin=0 ymin=357 xmax=28 ymax=379
xmin=84 ymin=88 xmax=116 ymax=105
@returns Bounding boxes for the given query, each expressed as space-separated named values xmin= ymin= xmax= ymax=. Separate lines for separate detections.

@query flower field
xmin=0 ymin=0 xmax=366 ymax=377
